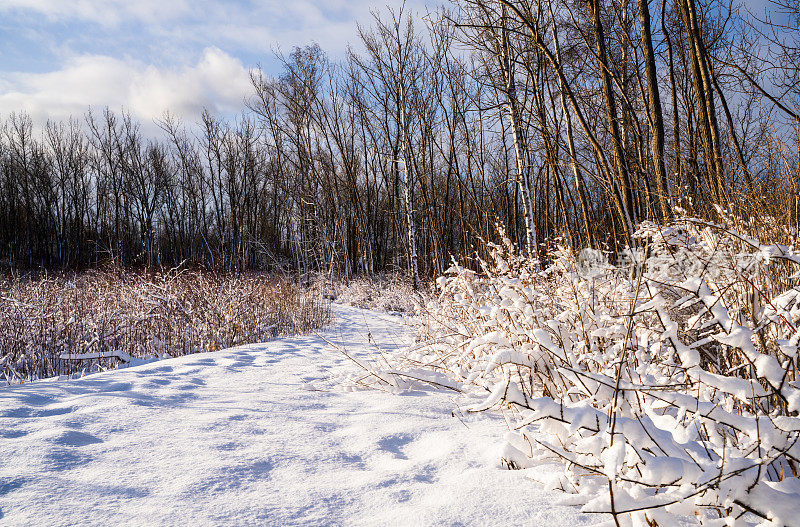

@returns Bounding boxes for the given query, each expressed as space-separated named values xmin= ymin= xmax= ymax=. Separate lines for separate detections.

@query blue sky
xmin=2 ymin=0 xmax=788 ymax=134
xmin=0 ymin=0 xmax=431 ymax=129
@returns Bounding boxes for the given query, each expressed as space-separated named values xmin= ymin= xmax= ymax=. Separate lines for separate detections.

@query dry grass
xmin=0 ymin=269 xmax=331 ymax=384
xmin=311 ymin=273 xmax=426 ymax=313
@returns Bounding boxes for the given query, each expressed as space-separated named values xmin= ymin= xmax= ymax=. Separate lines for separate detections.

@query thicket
xmin=0 ymin=271 xmax=330 ymax=384
xmin=338 ymin=213 xmax=793 ymax=525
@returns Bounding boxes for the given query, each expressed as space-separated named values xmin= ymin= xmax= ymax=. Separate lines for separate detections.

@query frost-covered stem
xmin=608 ymin=479 xmax=622 ymax=527
xmin=405 ymin=218 xmax=800 ymax=524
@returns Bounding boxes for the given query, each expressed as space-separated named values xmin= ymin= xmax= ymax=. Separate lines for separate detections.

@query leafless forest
xmin=0 ymin=0 xmax=798 ymax=282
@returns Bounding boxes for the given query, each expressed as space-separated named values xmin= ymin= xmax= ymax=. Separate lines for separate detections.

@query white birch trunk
xmin=399 ymin=83 xmax=420 ymax=290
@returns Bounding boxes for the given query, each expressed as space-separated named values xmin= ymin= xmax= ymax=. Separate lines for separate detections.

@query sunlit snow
xmin=0 ymin=305 xmax=596 ymax=526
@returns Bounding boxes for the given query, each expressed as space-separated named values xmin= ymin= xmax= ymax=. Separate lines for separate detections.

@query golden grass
xmin=0 ymin=269 xmax=331 ymax=383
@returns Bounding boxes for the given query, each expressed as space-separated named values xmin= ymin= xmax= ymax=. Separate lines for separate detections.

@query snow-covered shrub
xmin=406 ymin=217 xmax=800 ymax=526
xmin=0 ymin=271 xmax=331 ymax=384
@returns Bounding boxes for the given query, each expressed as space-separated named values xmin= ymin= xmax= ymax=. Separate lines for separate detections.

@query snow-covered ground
xmin=0 ymin=305 xmax=598 ymax=526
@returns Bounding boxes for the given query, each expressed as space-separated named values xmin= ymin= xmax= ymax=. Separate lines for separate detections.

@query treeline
xmin=1 ymin=0 xmax=798 ymax=281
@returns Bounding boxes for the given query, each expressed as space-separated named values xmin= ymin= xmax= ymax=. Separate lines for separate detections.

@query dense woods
xmin=1 ymin=0 xmax=798 ymax=281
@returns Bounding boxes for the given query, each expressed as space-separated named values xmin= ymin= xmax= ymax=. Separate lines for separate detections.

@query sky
xmin=0 ymin=0 xmax=432 ymax=131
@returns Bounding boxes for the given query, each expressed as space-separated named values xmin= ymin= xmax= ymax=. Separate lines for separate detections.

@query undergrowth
xmin=311 ymin=273 xmax=425 ymax=313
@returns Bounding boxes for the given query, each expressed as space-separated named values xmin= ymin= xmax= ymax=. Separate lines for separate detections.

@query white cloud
xmin=201 ymin=1 xmax=434 ymax=57
xmin=0 ymin=47 xmax=253 ymax=127
xmin=0 ymin=0 xmax=436 ymax=134
xmin=1 ymin=0 xmax=434 ymax=57
xmin=0 ymin=0 xmax=191 ymax=26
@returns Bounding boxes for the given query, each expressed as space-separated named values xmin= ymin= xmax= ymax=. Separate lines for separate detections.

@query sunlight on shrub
xmin=362 ymin=214 xmax=800 ymax=525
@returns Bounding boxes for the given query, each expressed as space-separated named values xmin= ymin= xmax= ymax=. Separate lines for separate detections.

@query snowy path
xmin=0 ymin=305 xmax=598 ymax=526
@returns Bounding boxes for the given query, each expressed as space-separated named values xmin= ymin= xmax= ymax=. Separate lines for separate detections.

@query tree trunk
xmin=590 ymin=0 xmax=635 ymax=235
xmin=639 ymin=0 xmax=670 ymax=219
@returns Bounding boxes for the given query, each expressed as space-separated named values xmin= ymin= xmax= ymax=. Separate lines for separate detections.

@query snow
xmin=0 ymin=305 xmax=598 ymax=526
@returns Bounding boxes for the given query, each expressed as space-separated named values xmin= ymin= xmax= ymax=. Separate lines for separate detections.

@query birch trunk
xmin=500 ymin=4 xmax=538 ymax=261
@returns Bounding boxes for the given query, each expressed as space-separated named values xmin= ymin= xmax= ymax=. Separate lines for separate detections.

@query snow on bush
xmin=400 ymin=215 xmax=800 ymax=526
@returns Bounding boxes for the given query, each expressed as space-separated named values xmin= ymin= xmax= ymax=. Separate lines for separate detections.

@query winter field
xmin=0 ymin=304 xmax=598 ymax=526
xmin=3 ymin=0 xmax=800 ymax=523
xmin=2 ymin=217 xmax=800 ymax=526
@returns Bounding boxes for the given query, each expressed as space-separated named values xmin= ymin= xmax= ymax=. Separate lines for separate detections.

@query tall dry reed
xmin=0 ymin=270 xmax=331 ymax=384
